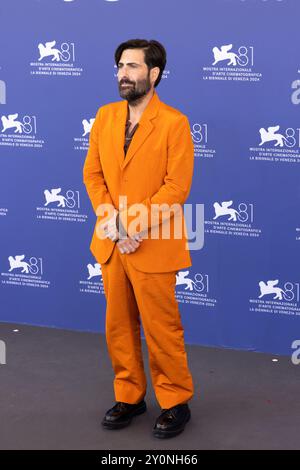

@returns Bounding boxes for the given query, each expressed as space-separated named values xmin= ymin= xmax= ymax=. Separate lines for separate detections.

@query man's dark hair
xmin=114 ymin=39 xmax=167 ymax=88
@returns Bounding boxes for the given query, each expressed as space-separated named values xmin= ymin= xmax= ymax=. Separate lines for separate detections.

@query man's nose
xmin=118 ymin=67 xmax=130 ymax=80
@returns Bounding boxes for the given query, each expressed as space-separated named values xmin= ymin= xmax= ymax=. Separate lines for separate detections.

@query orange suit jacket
xmin=83 ymin=90 xmax=194 ymax=273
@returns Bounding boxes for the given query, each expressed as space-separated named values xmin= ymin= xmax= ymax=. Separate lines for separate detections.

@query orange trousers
xmin=100 ymin=244 xmax=194 ymax=409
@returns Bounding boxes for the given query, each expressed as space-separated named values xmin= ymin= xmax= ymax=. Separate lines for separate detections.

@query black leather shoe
xmin=152 ymin=403 xmax=191 ymax=439
xmin=101 ymin=400 xmax=147 ymax=429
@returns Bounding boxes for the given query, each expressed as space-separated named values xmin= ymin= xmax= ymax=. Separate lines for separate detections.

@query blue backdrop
xmin=0 ymin=0 xmax=299 ymax=356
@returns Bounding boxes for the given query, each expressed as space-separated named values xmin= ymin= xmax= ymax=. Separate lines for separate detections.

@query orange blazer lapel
xmin=112 ymin=91 xmax=161 ymax=171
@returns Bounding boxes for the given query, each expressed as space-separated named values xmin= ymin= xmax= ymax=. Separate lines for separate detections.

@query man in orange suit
xmin=83 ymin=39 xmax=195 ymax=439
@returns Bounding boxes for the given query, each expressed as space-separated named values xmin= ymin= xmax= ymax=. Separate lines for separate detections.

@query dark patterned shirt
xmin=124 ymin=107 xmax=139 ymax=156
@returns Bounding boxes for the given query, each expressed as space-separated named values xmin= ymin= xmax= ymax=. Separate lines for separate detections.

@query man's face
xmin=117 ymin=49 xmax=154 ymax=104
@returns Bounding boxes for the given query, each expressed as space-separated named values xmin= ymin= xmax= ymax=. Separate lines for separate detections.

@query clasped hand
xmin=99 ymin=209 xmax=143 ymax=254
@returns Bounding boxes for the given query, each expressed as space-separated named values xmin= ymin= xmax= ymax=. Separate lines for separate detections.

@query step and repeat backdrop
xmin=0 ymin=0 xmax=299 ymax=355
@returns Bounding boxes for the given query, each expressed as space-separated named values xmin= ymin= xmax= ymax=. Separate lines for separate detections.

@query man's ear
xmin=150 ymin=66 xmax=160 ymax=84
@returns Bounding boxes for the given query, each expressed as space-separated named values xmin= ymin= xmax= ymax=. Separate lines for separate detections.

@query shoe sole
xmin=152 ymin=410 xmax=191 ymax=439
xmin=101 ymin=403 xmax=147 ymax=430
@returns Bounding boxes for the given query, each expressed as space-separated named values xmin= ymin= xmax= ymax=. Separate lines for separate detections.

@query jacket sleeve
xmin=118 ymin=114 xmax=194 ymax=238
xmin=82 ymin=107 xmax=115 ymax=221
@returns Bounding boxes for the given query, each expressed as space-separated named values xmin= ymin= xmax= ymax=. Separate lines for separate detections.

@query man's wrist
xmin=117 ymin=211 xmax=128 ymax=239
xmin=114 ymin=213 xmax=120 ymax=242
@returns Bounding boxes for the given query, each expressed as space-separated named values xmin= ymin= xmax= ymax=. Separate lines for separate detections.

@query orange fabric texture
xmin=83 ymin=91 xmax=195 ymax=408
xmin=101 ymin=244 xmax=194 ymax=409
xmin=83 ymin=90 xmax=194 ymax=273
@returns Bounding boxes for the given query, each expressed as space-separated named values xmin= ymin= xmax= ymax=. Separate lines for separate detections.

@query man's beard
xmin=119 ymin=73 xmax=152 ymax=105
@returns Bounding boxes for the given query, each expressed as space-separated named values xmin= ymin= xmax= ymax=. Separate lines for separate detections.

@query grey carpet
xmin=0 ymin=322 xmax=299 ymax=450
